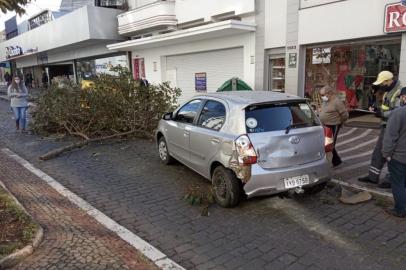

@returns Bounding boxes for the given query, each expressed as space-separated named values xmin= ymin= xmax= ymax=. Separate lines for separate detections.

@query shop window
xmin=133 ymin=58 xmax=145 ymax=80
xmin=269 ymin=57 xmax=285 ymax=92
xmin=76 ymin=55 xmax=129 ymax=82
xmin=305 ymin=43 xmax=400 ymax=110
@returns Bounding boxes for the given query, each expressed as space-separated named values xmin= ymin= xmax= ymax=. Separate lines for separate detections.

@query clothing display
xmin=305 ymin=43 xmax=400 ymax=110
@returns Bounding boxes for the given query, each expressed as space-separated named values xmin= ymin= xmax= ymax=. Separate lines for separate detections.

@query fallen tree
xmin=31 ymin=67 xmax=180 ymax=160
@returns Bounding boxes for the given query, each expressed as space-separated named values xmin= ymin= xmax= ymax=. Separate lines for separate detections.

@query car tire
xmin=304 ymin=182 xmax=327 ymax=194
xmin=212 ymin=166 xmax=241 ymax=208
xmin=158 ymin=137 xmax=174 ymax=165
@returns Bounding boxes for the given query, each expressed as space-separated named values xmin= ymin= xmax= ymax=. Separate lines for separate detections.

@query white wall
xmin=265 ymin=0 xmax=287 ymax=49
xmin=132 ymin=32 xmax=255 ymax=90
xmin=298 ymin=0 xmax=395 ymax=45
xmin=299 ymin=0 xmax=345 ymax=9
xmin=175 ymin=0 xmax=255 ymax=24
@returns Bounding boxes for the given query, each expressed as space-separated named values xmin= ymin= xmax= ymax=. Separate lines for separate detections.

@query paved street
xmin=0 ymin=99 xmax=406 ymax=270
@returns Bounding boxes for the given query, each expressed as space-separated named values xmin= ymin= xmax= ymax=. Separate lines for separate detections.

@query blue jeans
xmin=11 ymin=106 xmax=28 ymax=130
xmin=388 ymin=159 xmax=406 ymax=215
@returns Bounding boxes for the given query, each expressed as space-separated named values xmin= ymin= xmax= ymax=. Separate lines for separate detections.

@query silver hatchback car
xmin=156 ymin=91 xmax=331 ymax=207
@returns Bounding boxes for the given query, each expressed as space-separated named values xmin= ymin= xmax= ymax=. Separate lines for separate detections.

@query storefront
xmin=304 ymin=38 xmax=401 ymax=110
xmin=0 ymin=5 xmax=125 ymax=88
xmin=75 ymin=53 xmax=129 ymax=82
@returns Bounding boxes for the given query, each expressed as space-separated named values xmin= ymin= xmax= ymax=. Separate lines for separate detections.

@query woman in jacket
xmin=7 ymin=75 xmax=29 ymax=132
xmin=319 ymin=85 xmax=349 ymax=167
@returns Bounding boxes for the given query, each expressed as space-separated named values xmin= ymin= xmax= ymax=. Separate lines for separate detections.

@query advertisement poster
xmin=195 ymin=72 xmax=207 ymax=91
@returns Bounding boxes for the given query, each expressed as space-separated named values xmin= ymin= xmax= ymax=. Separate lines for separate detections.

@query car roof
xmin=194 ymin=91 xmax=305 ymax=107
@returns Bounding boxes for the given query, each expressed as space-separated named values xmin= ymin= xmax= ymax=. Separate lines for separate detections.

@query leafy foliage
xmin=0 ymin=0 xmax=30 ymax=15
xmin=30 ymin=67 xmax=181 ymax=139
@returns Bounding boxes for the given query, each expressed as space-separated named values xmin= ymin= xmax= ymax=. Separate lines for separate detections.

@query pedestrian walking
xmin=381 ymin=88 xmax=406 ymax=218
xmin=7 ymin=75 xmax=29 ymax=132
xmin=358 ymin=71 xmax=402 ymax=188
xmin=318 ymin=85 xmax=349 ymax=167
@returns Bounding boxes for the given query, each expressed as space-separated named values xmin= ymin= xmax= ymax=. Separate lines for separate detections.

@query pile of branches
xmin=31 ymin=67 xmax=180 ymax=160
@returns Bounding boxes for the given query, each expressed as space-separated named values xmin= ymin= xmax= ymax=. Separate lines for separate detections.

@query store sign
xmin=312 ymin=47 xmax=331 ymax=64
xmin=384 ymin=3 xmax=406 ymax=33
xmin=6 ymin=46 xmax=38 ymax=59
xmin=195 ymin=72 xmax=207 ymax=91
xmin=5 ymin=46 xmax=23 ymax=59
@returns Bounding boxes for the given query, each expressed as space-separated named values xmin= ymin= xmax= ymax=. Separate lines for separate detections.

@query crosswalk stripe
xmin=337 ymin=128 xmax=357 ymax=138
xmin=336 ymin=129 xmax=373 ymax=147
xmin=342 ymin=150 xmax=373 ymax=161
xmin=337 ymin=137 xmax=378 ymax=154
xmin=334 ymin=160 xmax=371 ymax=174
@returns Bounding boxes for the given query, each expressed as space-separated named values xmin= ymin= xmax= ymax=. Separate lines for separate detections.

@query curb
xmin=1 ymin=148 xmax=185 ymax=270
xmin=0 ymin=180 xmax=44 ymax=270
xmin=331 ymin=178 xmax=393 ymax=201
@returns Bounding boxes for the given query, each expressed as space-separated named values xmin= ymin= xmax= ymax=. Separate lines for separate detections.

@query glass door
xmin=269 ymin=57 xmax=285 ymax=92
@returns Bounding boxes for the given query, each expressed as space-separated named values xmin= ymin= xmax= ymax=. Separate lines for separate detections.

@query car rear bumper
xmin=243 ymin=158 xmax=331 ymax=198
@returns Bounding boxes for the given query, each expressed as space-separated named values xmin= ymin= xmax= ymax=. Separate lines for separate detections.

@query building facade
xmin=265 ymin=0 xmax=406 ymax=110
xmin=0 ymin=1 xmax=128 ymax=87
xmin=108 ymin=0 xmax=263 ymax=103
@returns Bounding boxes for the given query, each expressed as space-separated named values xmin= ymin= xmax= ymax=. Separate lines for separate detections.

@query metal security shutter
xmin=166 ymin=47 xmax=244 ymax=103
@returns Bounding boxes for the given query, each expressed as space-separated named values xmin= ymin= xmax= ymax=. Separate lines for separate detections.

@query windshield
xmin=245 ymin=101 xmax=320 ymax=133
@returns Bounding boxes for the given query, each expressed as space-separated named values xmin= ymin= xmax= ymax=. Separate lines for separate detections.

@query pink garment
xmin=336 ymin=71 xmax=348 ymax=92
xmin=358 ymin=52 xmax=366 ymax=67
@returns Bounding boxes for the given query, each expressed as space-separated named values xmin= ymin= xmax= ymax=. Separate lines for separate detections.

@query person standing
xmin=4 ymin=72 xmax=11 ymax=87
xmin=318 ymin=85 xmax=349 ymax=167
xmin=381 ymin=88 xmax=406 ymax=218
xmin=41 ymin=71 xmax=49 ymax=88
xmin=358 ymin=71 xmax=402 ymax=188
xmin=25 ymin=72 xmax=33 ymax=89
xmin=7 ymin=75 xmax=29 ymax=132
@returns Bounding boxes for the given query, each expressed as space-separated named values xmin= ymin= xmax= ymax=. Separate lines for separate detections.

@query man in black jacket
xmin=382 ymin=88 xmax=406 ymax=218
xmin=358 ymin=71 xmax=402 ymax=188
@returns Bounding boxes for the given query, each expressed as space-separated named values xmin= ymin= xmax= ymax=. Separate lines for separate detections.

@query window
xmin=245 ymin=102 xmax=319 ymax=133
xmin=174 ymin=99 xmax=202 ymax=124
xmin=197 ymin=100 xmax=226 ymax=131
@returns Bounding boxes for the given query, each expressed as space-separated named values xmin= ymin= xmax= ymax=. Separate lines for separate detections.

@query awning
xmin=107 ymin=20 xmax=256 ymax=51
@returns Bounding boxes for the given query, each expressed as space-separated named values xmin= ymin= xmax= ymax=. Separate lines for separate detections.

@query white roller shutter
xmin=166 ymin=47 xmax=244 ymax=103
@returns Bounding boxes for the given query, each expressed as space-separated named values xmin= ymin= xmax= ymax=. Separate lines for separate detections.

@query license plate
xmin=284 ymin=175 xmax=310 ymax=189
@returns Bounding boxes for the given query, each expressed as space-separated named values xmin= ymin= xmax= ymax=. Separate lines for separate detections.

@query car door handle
xmin=184 ymin=131 xmax=190 ymax=136
xmin=211 ymin=138 xmax=221 ymax=144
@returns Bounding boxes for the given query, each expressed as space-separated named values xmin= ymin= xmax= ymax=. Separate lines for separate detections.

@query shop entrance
xmin=304 ymin=39 xmax=401 ymax=111
xmin=47 ymin=63 xmax=74 ymax=82
xmin=268 ymin=55 xmax=285 ymax=92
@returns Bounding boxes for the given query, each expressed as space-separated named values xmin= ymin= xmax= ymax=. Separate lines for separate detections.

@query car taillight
xmin=235 ymin=135 xmax=257 ymax=165
xmin=324 ymin=126 xmax=334 ymax=153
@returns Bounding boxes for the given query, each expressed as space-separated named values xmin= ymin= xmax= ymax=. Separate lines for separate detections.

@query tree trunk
xmin=39 ymin=130 xmax=152 ymax=161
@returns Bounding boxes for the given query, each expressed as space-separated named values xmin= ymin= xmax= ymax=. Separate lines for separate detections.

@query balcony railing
xmin=117 ymin=0 xmax=177 ymax=36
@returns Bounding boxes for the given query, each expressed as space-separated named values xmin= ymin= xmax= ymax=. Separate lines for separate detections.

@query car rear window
xmin=245 ymin=102 xmax=320 ymax=133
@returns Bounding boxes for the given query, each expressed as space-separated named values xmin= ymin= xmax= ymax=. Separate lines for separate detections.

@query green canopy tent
xmin=217 ymin=77 xmax=253 ymax=92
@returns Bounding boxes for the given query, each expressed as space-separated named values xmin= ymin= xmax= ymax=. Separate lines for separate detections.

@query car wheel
xmin=158 ymin=137 xmax=174 ymax=165
xmin=212 ymin=166 xmax=241 ymax=208
xmin=304 ymin=182 xmax=328 ymax=194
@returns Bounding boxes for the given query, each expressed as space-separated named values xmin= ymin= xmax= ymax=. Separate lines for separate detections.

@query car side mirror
xmin=163 ymin=112 xmax=173 ymax=120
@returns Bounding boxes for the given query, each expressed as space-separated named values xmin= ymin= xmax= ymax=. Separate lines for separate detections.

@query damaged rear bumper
xmin=243 ymin=158 xmax=331 ymax=198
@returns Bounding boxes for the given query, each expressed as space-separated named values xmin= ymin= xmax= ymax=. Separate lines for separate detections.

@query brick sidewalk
xmin=0 ymin=151 xmax=157 ymax=270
